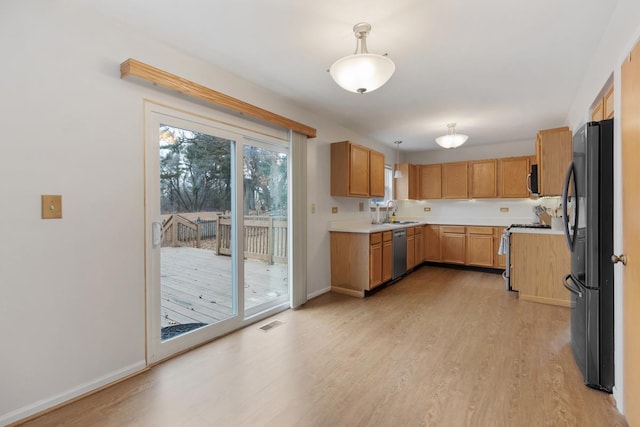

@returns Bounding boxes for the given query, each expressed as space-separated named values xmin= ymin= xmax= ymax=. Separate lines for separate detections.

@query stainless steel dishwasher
xmin=392 ymin=228 xmax=407 ymax=280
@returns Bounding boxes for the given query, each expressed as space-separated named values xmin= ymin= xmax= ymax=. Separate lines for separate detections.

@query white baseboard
xmin=1 ymin=360 xmax=146 ymax=426
xmin=307 ymin=286 xmax=330 ymax=301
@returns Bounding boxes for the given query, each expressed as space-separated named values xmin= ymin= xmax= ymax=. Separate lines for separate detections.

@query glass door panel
xmin=242 ymin=142 xmax=289 ymax=317
xmin=158 ymin=124 xmax=236 ymax=340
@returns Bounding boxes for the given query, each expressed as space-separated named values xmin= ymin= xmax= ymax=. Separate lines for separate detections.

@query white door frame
xmin=144 ymin=101 xmax=291 ymax=364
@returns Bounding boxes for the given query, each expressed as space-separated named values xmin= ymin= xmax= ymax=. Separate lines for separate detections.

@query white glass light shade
xmin=435 ymin=133 xmax=469 ymax=149
xmin=329 ymin=53 xmax=395 ymax=94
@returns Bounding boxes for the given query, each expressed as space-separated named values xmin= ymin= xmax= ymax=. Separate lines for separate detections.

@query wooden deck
xmin=161 ymin=247 xmax=288 ymax=328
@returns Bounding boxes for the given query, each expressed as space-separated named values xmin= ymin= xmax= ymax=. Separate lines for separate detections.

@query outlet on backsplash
xmin=423 ymin=207 xmax=431 ymax=212
xmin=332 ymin=207 xmax=338 ymax=214
xmin=500 ymin=207 xmax=509 ymax=213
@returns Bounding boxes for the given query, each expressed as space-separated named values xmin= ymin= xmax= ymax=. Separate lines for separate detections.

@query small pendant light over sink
xmin=393 ymin=140 xmax=403 ymax=178
xmin=435 ymin=123 xmax=469 ymax=149
xmin=329 ymin=22 xmax=396 ymax=94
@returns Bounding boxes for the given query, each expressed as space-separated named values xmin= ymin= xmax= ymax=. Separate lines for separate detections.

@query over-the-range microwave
xmin=527 ymin=164 xmax=539 ymax=195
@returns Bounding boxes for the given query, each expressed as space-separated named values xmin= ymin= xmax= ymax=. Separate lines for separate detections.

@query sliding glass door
xmin=145 ymin=104 xmax=290 ymax=363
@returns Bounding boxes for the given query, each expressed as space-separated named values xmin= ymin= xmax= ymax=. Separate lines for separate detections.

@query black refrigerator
xmin=561 ymin=119 xmax=614 ymax=393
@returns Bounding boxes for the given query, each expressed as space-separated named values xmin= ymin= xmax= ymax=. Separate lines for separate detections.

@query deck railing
xmin=162 ymin=214 xmax=201 ymax=248
xmin=161 ymin=213 xmax=287 ymax=264
xmin=217 ymin=215 xmax=287 ymax=264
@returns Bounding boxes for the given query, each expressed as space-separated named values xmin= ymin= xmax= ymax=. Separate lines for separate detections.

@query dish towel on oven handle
xmin=498 ymin=231 xmax=508 ymax=255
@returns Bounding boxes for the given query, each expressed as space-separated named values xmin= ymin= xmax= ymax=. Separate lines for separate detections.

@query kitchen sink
xmin=390 ymin=221 xmax=418 ymax=225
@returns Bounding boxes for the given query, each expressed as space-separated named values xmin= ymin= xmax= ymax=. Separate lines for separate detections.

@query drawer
xmin=441 ymin=226 xmax=465 ymax=234
xmin=406 ymin=227 xmax=415 ymax=237
xmin=383 ymin=231 xmax=392 ymax=242
xmin=467 ymin=226 xmax=493 ymax=235
xmin=370 ymin=232 xmax=382 ymax=245
xmin=413 ymin=226 xmax=422 ymax=235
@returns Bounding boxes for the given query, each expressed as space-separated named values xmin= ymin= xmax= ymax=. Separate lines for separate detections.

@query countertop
xmin=329 ymin=220 xmax=566 ymax=235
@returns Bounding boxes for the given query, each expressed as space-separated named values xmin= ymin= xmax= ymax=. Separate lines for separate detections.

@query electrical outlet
xmin=311 ymin=203 xmax=316 ymax=214
xmin=359 ymin=202 xmax=364 ymax=212
xmin=423 ymin=207 xmax=431 ymax=212
xmin=332 ymin=207 xmax=338 ymax=214
xmin=500 ymin=207 xmax=509 ymax=213
xmin=41 ymin=195 xmax=62 ymax=219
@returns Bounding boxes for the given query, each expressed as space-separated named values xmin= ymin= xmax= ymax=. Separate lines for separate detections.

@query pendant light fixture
xmin=435 ymin=123 xmax=469 ymax=149
xmin=329 ymin=22 xmax=396 ymax=94
xmin=393 ymin=140 xmax=403 ymax=178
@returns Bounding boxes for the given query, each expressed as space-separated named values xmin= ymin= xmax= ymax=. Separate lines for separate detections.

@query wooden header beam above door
xmin=120 ymin=58 xmax=317 ymax=138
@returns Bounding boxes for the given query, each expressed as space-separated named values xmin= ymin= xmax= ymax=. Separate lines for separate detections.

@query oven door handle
xmin=563 ymin=274 xmax=582 ymax=298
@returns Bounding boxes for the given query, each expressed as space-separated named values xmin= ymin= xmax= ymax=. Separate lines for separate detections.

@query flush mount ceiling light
xmin=329 ymin=22 xmax=396 ymax=94
xmin=435 ymin=123 xmax=469 ymax=149
xmin=393 ymin=140 xmax=403 ymax=178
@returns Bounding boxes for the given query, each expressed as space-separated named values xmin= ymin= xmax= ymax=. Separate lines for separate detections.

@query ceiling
xmin=72 ymin=0 xmax=618 ymax=151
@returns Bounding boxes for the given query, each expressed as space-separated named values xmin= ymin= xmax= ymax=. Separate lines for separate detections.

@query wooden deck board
xmin=160 ymin=247 xmax=287 ymax=328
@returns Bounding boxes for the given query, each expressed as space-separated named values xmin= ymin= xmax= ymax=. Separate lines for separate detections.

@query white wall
xmin=0 ymin=1 xmax=384 ymax=423
xmin=565 ymin=0 xmax=640 ymax=413
xmin=403 ymin=139 xmax=534 ymax=164
xmin=3 ymin=0 xmax=640 ymax=423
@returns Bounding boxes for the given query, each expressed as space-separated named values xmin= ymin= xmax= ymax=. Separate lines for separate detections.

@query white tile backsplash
xmin=396 ymin=197 xmax=562 ymax=226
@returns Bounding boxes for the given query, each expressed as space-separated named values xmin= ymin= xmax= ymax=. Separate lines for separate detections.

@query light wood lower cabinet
xmin=382 ymin=231 xmax=393 ymax=283
xmin=441 ymin=226 xmax=466 ymax=264
xmin=466 ymin=226 xmax=494 ymax=267
xmin=330 ymin=230 xmax=394 ymax=297
xmin=407 ymin=227 xmax=415 ymax=270
xmin=369 ymin=232 xmax=383 ymax=289
xmin=414 ymin=226 xmax=423 ymax=266
xmin=510 ymin=232 xmax=570 ymax=306
xmin=493 ymin=227 xmax=506 ymax=268
xmin=424 ymin=225 xmax=441 ymax=261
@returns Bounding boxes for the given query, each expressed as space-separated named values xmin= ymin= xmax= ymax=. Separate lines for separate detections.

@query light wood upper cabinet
xmin=331 ymin=141 xmax=385 ymax=198
xmin=442 ymin=162 xmax=468 ymax=199
xmin=369 ymin=149 xmax=385 ymax=198
xmin=535 ymin=127 xmax=572 ymax=197
xmin=394 ymin=163 xmax=419 ymax=200
xmin=499 ymin=156 xmax=530 ymax=198
xmin=591 ymin=84 xmax=614 ymax=121
xmin=604 ymin=85 xmax=614 ymax=119
xmin=468 ymin=160 xmax=497 ymax=198
xmin=418 ymin=164 xmax=442 ymax=199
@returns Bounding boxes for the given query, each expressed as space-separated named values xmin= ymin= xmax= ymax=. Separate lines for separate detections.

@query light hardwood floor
xmin=18 ymin=266 xmax=627 ymax=426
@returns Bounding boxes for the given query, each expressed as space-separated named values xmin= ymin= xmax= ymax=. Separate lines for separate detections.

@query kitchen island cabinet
xmin=510 ymin=232 xmax=570 ymax=306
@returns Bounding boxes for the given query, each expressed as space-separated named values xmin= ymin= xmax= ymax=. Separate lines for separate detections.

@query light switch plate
xmin=500 ymin=207 xmax=509 ymax=213
xmin=42 ymin=195 xmax=62 ymax=219
xmin=359 ymin=202 xmax=364 ymax=212
xmin=423 ymin=207 xmax=431 ymax=212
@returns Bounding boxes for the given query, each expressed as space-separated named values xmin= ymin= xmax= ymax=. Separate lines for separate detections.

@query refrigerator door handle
xmin=563 ymin=274 xmax=582 ymax=298
xmin=526 ymin=173 xmax=532 ymax=193
xmin=562 ymin=161 xmax=576 ymax=251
